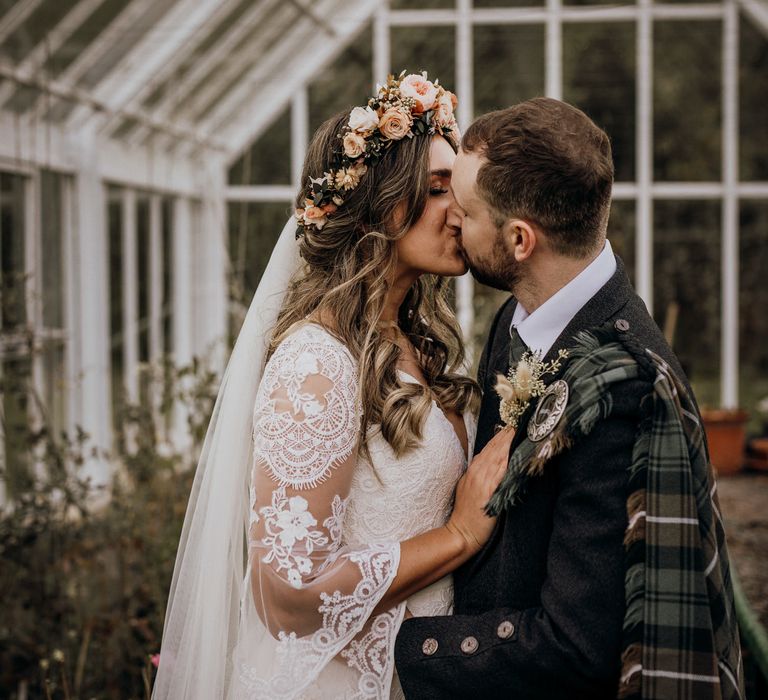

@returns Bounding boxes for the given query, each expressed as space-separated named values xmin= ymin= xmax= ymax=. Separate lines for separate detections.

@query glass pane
xmin=1 ymin=171 xmax=26 ymax=331
xmin=162 ymin=197 xmax=173 ymax=356
xmin=192 ymin=1 xmax=297 ymax=123
xmin=42 ymin=339 xmax=66 ymax=436
xmin=2 ymin=85 xmax=40 ymax=114
xmin=474 ymin=0 xmax=543 ymax=7
xmin=161 ymin=196 xmax=174 ymax=432
xmin=564 ymin=0 xmax=626 ymax=7
xmin=107 ymin=189 xmax=124 ymax=428
xmin=607 ymin=199 xmax=635 ymax=285
xmin=739 ymin=201 xmax=768 ymax=430
xmin=740 ymin=17 xmax=768 ymax=182
xmin=0 ymin=0 xmax=72 ymax=63
xmin=309 ymin=24 xmax=372 ymax=133
xmin=391 ymin=25 xmax=456 ymax=94
xmin=77 ymin=0 xmax=178 ymax=91
xmin=227 ymin=201 xmax=292 ymax=341
xmin=137 ymin=195 xmax=150 ymax=366
xmin=41 ymin=0 xmax=128 ymax=78
xmin=228 ymin=106 xmax=291 ymax=186
xmin=653 ymin=200 xmax=721 ymax=407
xmin=474 ymin=24 xmax=545 ymax=117
xmin=141 ymin=0 xmax=257 ymax=110
xmin=563 ymin=23 xmax=636 ymax=182
xmin=48 ymin=0 xmax=178 ymax=121
xmin=653 ymin=21 xmax=722 ymax=182
xmin=40 ymin=170 xmax=64 ymax=329
xmin=2 ymin=355 xmax=32 ymax=497
xmin=391 ymin=0 xmax=454 ymax=7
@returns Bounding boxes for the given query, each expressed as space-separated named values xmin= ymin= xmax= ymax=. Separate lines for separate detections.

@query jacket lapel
xmin=458 ymin=257 xmax=635 ymax=592
xmin=506 ymin=256 xmax=633 ymax=455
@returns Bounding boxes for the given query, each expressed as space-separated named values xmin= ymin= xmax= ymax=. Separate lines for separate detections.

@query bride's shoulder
xmin=266 ymin=321 xmax=357 ymax=377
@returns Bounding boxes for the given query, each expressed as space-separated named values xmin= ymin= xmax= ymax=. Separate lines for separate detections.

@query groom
xmin=394 ymin=98 xmax=743 ymax=699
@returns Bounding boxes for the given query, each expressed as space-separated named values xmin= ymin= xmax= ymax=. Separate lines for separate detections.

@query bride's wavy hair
xmin=270 ymin=109 xmax=480 ymax=457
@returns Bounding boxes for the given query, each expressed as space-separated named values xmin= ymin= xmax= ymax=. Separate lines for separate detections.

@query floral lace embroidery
xmin=342 ymin=608 xmax=403 ymax=699
xmin=324 ymin=494 xmax=346 ymax=548
xmin=253 ymin=326 xmax=361 ymax=490
xmin=235 ymin=544 xmax=400 ymax=699
xmin=259 ymin=486 xmax=330 ymax=588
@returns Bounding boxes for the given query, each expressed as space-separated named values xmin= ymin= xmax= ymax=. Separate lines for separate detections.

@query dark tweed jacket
xmin=394 ymin=257 xmax=691 ymax=699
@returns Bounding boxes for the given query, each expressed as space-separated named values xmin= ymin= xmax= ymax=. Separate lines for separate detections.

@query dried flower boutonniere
xmin=494 ymin=349 xmax=569 ymax=430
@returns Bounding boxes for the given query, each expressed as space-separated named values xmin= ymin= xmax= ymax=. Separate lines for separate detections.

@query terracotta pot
xmin=746 ymin=437 xmax=768 ymax=471
xmin=701 ymin=409 xmax=749 ymax=476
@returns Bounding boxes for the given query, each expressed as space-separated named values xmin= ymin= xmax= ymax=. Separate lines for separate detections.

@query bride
xmin=152 ymin=72 xmax=514 ymax=700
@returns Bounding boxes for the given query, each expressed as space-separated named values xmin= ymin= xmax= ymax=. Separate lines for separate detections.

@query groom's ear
xmin=505 ymin=219 xmax=537 ymax=262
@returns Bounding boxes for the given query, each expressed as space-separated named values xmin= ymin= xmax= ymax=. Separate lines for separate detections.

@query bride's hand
xmin=446 ymin=426 xmax=515 ymax=555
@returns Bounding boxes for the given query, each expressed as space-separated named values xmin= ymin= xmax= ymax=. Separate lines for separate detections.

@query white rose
xmin=348 ymin=106 xmax=379 ymax=134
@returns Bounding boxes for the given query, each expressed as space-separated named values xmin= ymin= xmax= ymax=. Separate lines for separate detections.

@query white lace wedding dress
xmin=228 ymin=322 xmax=475 ymax=699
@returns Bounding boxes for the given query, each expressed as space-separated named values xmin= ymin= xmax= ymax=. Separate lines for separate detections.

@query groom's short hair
xmin=462 ymin=97 xmax=614 ymax=258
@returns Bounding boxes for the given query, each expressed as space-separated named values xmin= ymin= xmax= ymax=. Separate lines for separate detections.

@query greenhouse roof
xmin=0 ymin=0 xmax=378 ymax=156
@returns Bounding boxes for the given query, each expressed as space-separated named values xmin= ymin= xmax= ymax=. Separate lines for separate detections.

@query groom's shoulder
xmin=613 ymin=291 xmax=687 ymax=381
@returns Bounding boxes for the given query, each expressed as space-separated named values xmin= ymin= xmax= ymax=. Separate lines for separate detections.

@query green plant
xmin=0 ymin=357 xmax=218 ymax=699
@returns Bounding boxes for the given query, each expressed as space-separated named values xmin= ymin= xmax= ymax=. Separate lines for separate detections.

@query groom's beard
xmin=460 ymin=228 xmax=522 ymax=292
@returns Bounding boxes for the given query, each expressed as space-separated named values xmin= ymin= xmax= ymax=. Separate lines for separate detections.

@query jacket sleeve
xmin=394 ymin=379 xmax=646 ymax=699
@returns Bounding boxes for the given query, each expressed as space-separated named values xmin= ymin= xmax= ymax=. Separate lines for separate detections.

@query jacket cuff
xmin=394 ymin=608 xmax=521 ymax=668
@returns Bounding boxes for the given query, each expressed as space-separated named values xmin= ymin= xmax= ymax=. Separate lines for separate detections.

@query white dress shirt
xmin=511 ymin=239 xmax=617 ymax=356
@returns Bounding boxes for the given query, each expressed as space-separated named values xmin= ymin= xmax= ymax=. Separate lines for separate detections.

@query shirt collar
xmin=511 ymin=239 xmax=617 ymax=356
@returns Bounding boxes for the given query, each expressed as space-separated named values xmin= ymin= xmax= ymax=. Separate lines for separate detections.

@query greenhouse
xmin=1 ymin=0 xmax=768 ymax=696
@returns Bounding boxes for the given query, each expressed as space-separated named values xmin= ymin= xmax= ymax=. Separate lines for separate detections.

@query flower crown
xmin=295 ymin=71 xmax=459 ymax=238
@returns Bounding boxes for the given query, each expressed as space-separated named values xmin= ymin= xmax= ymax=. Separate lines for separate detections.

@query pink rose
xmin=379 ymin=107 xmax=413 ymax=140
xmin=399 ymin=73 xmax=439 ymax=114
xmin=343 ymin=131 xmax=366 ymax=159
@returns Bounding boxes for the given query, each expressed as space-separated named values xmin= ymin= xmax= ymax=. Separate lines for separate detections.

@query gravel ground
xmin=717 ymin=471 xmax=768 ymax=630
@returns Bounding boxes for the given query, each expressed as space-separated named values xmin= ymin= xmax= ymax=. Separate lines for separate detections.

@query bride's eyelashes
xmin=430 ymin=187 xmax=449 ymax=196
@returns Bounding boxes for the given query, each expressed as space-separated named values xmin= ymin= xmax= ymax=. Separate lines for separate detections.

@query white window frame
xmin=225 ymin=0 xmax=768 ymax=410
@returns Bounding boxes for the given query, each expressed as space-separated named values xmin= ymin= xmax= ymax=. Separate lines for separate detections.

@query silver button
xmin=497 ymin=620 xmax=515 ymax=639
xmin=422 ymin=638 xmax=438 ymax=656
xmin=460 ymin=636 xmax=479 ymax=654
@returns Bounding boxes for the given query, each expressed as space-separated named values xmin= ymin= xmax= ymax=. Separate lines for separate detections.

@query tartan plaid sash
xmin=487 ymin=326 xmax=744 ymax=700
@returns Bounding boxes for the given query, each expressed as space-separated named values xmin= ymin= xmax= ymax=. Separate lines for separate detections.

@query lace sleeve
xmin=237 ymin=325 xmax=402 ymax=699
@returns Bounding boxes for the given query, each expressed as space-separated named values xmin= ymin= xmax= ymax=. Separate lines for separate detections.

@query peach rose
xmin=343 ymin=131 xmax=366 ymax=159
xmin=379 ymin=107 xmax=412 ymax=140
xmin=399 ymin=73 xmax=438 ymax=114
xmin=435 ymin=90 xmax=455 ymax=127
xmin=303 ymin=205 xmax=328 ymax=230
xmin=348 ymin=105 xmax=379 ymax=134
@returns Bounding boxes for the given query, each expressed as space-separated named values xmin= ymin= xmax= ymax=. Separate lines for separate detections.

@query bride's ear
xmin=505 ymin=219 xmax=537 ymax=262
